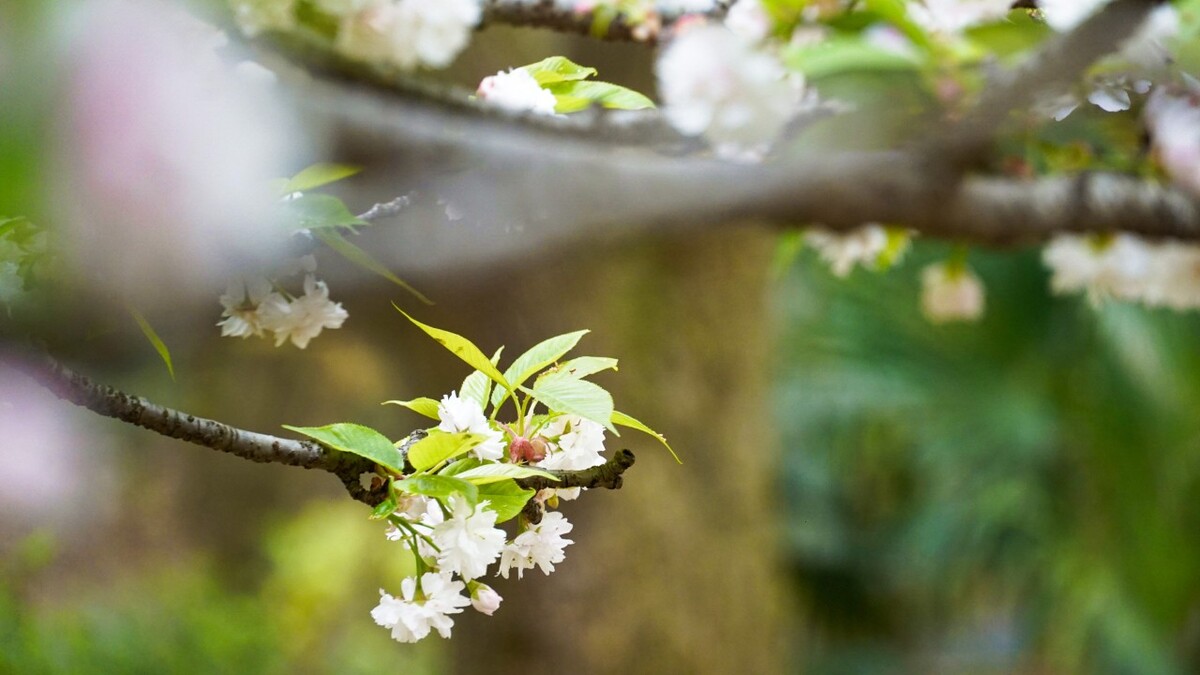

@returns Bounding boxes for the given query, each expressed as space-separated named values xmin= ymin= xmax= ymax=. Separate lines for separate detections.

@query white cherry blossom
xmin=920 ymin=263 xmax=985 ymax=324
xmin=499 ymin=511 xmax=574 ymax=579
xmin=371 ymin=572 xmax=471 ymax=643
xmin=436 ymin=391 xmax=506 ymax=460
xmin=432 ymin=496 xmax=506 ymax=580
xmin=257 ymin=275 xmax=349 ymax=349
xmin=476 ymin=68 xmax=558 ymax=115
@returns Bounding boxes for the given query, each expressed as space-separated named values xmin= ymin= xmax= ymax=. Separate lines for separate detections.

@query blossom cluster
xmin=283 ymin=318 xmax=673 ymax=642
xmin=371 ymin=391 xmax=608 ymax=642
xmin=218 ymin=254 xmax=348 ymax=348
xmin=232 ymin=0 xmax=481 ymax=71
xmin=1043 ymin=234 xmax=1200 ymax=311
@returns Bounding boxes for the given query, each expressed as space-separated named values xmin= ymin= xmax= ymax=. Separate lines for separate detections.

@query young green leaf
xmin=547 ymin=80 xmax=655 ymax=112
xmin=526 ymin=377 xmax=615 ymax=433
xmin=784 ymin=36 xmax=922 ymax=80
xmin=537 ymin=356 xmax=618 ymax=384
xmin=406 ymin=430 xmax=486 ymax=471
xmin=283 ymin=423 xmax=406 ymax=473
xmin=398 ymin=310 xmax=511 ymax=392
xmin=316 ymin=229 xmax=432 ymax=304
xmin=476 ymin=479 xmax=535 ymax=523
xmin=462 ymin=346 xmax=505 ymax=408
xmin=454 ymin=463 xmax=559 ymax=485
xmin=282 ymin=163 xmax=362 ymax=193
xmin=371 ymin=492 xmax=398 ymax=519
xmin=282 ymin=193 xmax=367 ymax=231
xmin=439 ymin=457 xmax=483 ymax=477
xmin=520 ymin=56 xmax=598 ymax=85
xmin=382 ymin=397 xmax=441 ymax=420
xmin=612 ymin=410 xmax=681 ymax=464
xmin=129 ymin=307 xmax=175 ymax=381
xmin=396 ymin=474 xmax=479 ymax=507
xmin=491 ymin=330 xmax=589 ymax=409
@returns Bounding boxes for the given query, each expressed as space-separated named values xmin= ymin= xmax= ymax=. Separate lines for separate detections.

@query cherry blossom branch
xmin=4 ymin=347 xmax=638 ymax=507
xmin=479 ymin=0 xmax=731 ymax=44
xmin=925 ymin=0 xmax=1166 ymax=169
xmin=517 ymin=449 xmax=636 ymax=491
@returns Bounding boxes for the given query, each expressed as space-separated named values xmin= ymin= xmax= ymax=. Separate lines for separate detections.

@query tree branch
xmin=4 ymin=347 xmax=637 ymax=508
xmin=924 ymin=0 xmax=1166 ymax=169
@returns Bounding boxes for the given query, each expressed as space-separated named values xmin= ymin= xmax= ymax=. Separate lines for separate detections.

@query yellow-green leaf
xmin=316 ymin=229 xmax=432 ymax=304
xmin=399 ymin=310 xmax=510 ymax=392
xmin=382 ymin=397 xmax=441 ymax=420
xmin=612 ymin=410 xmax=680 ymax=464
xmin=406 ymin=430 xmax=486 ymax=471
xmin=282 ymin=163 xmax=362 ymax=193
xmin=130 ymin=307 xmax=174 ymax=381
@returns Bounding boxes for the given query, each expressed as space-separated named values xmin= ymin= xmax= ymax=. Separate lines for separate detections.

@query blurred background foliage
xmin=778 ymin=243 xmax=1200 ymax=674
xmin=6 ymin=239 xmax=1200 ymax=673
xmin=5 ymin=1 xmax=1200 ymax=673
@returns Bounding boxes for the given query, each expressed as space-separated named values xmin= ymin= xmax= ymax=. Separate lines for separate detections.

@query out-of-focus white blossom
xmin=907 ymin=0 xmax=1012 ymax=35
xmin=217 ymin=277 xmax=273 ymax=338
xmin=437 ymin=391 xmax=506 ymax=460
xmin=1145 ymin=85 xmax=1200 ymax=197
xmin=335 ymin=0 xmax=481 ymax=70
xmin=862 ymin=23 xmax=918 ymax=58
xmin=920 ymin=262 xmax=985 ymax=324
xmin=1043 ymin=234 xmax=1156 ymax=303
xmin=656 ymin=25 xmax=795 ymax=158
xmin=57 ymin=0 xmax=301 ymax=307
xmin=431 ymin=496 xmax=506 ymax=580
xmin=725 ymin=0 xmax=771 ymax=43
xmin=468 ymin=582 xmax=503 ymax=615
xmin=658 ymin=0 xmax=717 ymax=12
xmin=476 ymin=69 xmax=558 ymax=115
xmin=1037 ymin=0 xmax=1108 ymax=32
xmin=805 ymin=224 xmax=908 ymax=277
xmin=256 ymin=275 xmax=348 ymax=348
xmin=499 ymin=511 xmax=574 ymax=579
xmin=1045 ymin=233 xmax=1200 ymax=311
xmin=371 ymin=572 xmax=471 ymax=642
xmin=1120 ymin=6 xmax=1178 ymax=71
xmin=534 ymin=415 xmax=607 ymax=471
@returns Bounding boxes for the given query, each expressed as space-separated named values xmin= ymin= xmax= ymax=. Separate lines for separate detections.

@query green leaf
xmin=527 ymin=377 xmax=615 ymax=432
xmin=520 ymin=56 xmax=598 ymax=85
xmin=129 ymin=307 xmax=174 ymax=381
xmin=547 ymin=80 xmax=656 ymax=112
xmin=406 ymin=430 xmax=486 ymax=471
xmin=399 ymin=310 xmax=511 ymax=392
xmin=282 ymin=193 xmax=367 ymax=231
xmin=396 ymin=474 xmax=478 ymax=507
xmin=784 ymin=35 xmax=922 ymax=80
xmin=860 ymin=0 xmax=934 ymax=51
xmin=316 ymin=229 xmax=432 ymax=304
xmin=371 ymin=492 xmax=398 ymax=519
xmin=281 ymin=163 xmax=362 ymax=194
xmin=539 ymin=356 xmax=618 ymax=382
xmin=439 ymin=457 xmax=483 ymax=477
xmin=382 ymin=397 xmax=441 ymax=420
xmin=612 ymin=410 xmax=681 ymax=464
xmin=476 ymin=479 xmax=535 ymax=523
xmin=462 ymin=346 xmax=505 ymax=409
xmin=454 ymin=463 xmax=559 ymax=485
xmin=491 ymin=330 xmax=589 ymax=409
xmin=964 ymin=13 xmax=1052 ymax=59
xmin=283 ymin=423 xmax=406 ymax=473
